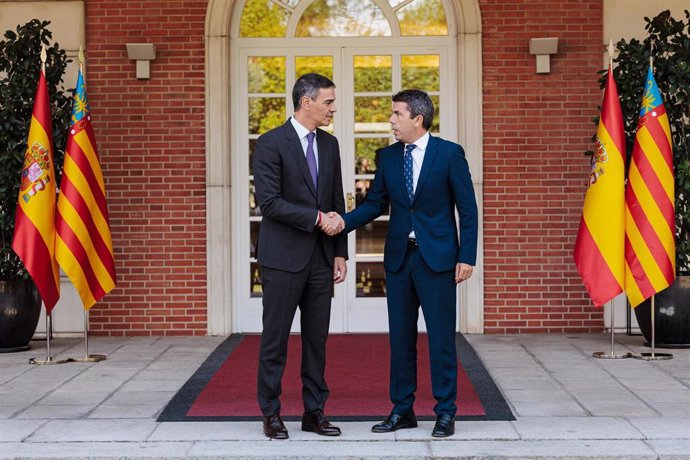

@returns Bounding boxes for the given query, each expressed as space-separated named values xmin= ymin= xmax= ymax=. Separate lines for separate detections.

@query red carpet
xmin=158 ymin=333 xmax=514 ymax=421
xmin=189 ymin=334 xmax=483 ymax=418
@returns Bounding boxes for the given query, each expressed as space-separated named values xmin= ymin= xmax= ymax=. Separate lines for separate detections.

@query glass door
xmin=235 ymin=45 xmax=449 ymax=332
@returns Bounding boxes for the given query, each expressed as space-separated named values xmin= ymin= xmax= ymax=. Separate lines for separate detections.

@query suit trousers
xmin=385 ymin=244 xmax=458 ymax=417
xmin=257 ymin=244 xmax=333 ymax=416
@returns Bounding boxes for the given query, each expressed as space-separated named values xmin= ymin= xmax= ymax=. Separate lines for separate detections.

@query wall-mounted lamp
xmin=529 ymin=38 xmax=559 ymax=74
xmin=126 ymin=43 xmax=156 ymax=79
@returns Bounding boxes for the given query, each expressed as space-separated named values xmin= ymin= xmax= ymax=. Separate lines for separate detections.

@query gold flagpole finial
xmin=78 ymin=45 xmax=85 ymax=73
xmin=40 ymin=45 xmax=47 ymax=72
xmin=607 ymin=40 xmax=614 ymax=66
xmin=649 ymin=41 xmax=654 ymax=69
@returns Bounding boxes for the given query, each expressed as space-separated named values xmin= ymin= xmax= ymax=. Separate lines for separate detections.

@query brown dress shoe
xmin=263 ymin=412 xmax=289 ymax=439
xmin=301 ymin=410 xmax=341 ymax=436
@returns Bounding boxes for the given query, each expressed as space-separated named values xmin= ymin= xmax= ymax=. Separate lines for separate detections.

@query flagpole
xmin=28 ymin=46 xmax=68 ymax=366
xmin=591 ymin=41 xmax=629 ymax=360
xmin=630 ymin=45 xmax=673 ymax=361
xmin=593 ymin=298 xmax=629 ymax=359
xmin=633 ymin=295 xmax=673 ymax=360
xmin=29 ymin=313 xmax=69 ymax=365
xmin=70 ymin=309 xmax=106 ymax=362
xmin=66 ymin=47 xmax=106 ymax=364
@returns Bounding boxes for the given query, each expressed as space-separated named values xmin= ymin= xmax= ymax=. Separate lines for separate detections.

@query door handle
xmin=346 ymin=193 xmax=355 ymax=212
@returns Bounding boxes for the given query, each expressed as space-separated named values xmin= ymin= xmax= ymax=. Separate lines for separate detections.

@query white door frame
xmin=204 ymin=0 xmax=484 ymax=334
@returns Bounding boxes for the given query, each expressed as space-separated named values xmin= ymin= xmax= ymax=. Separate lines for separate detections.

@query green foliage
xmin=249 ymin=97 xmax=285 ymax=134
xmin=398 ymin=0 xmax=448 ymax=36
xmin=596 ymin=10 xmax=690 ymax=274
xmin=296 ymin=0 xmax=386 ymax=37
xmin=239 ymin=0 xmax=289 ymax=37
xmin=0 ymin=19 xmax=72 ymax=280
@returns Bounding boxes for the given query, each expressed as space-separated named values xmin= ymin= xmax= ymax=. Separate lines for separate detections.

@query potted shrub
xmin=602 ymin=10 xmax=690 ymax=346
xmin=0 ymin=20 xmax=71 ymax=352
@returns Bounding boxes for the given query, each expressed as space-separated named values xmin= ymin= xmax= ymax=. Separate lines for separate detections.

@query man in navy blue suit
xmin=325 ymin=89 xmax=478 ymax=437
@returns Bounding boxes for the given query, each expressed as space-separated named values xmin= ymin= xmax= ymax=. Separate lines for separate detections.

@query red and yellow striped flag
xmin=12 ymin=67 xmax=60 ymax=313
xmin=55 ymin=68 xmax=116 ymax=309
xmin=624 ymin=65 xmax=675 ymax=307
xmin=574 ymin=65 xmax=626 ymax=306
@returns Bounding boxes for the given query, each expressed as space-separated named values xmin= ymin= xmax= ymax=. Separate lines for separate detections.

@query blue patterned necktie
xmin=404 ymin=144 xmax=416 ymax=202
xmin=306 ymin=132 xmax=318 ymax=188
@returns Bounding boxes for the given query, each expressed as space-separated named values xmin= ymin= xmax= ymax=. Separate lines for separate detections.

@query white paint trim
xmin=205 ymin=1 xmax=235 ymax=334
xmin=454 ymin=0 xmax=484 ymax=333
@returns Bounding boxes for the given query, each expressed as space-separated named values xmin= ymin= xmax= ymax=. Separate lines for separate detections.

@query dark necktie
xmin=306 ymin=132 xmax=318 ymax=189
xmin=404 ymin=144 xmax=416 ymax=202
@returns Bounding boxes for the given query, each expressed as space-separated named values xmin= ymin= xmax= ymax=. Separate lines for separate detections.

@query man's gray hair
xmin=293 ymin=73 xmax=336 ymax=111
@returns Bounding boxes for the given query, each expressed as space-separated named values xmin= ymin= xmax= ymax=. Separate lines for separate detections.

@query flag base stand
xmin=69 ymin=310 xmax=107 ymax=363
xmin=631 ymin=296 xmax=673 ymax=361
xmin=29 ymin=356 xmax=71 ymax=365
xmin=71 ymin=354 xmax=106 ymax=363
xmin=592 ymin=300 xmax=630 ymax=359
xmin=29 ymin=315 xmax=70 ymax=365
xmin=592 ymin=351 xmax=630 ymax=359
xmin=632 ymin=352 xmax=673 ymax=361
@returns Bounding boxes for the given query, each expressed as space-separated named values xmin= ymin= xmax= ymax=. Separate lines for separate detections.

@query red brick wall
xmin=80 ymin=0 xmax=604 ymax=335
xmin=480 ymin=0 xmax=604 ymax=333
xmin=85 ymin=0 xmax=208 ymax=335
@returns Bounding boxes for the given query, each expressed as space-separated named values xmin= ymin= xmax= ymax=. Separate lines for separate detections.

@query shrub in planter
xmin=0 ymin=19 xmax=71 ymax=351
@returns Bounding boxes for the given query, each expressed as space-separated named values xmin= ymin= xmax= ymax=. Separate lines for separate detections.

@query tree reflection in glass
xmin=248 ymin=56 xmax=285 ymax=93
xmin=397 ymin=0 xmax=448 ymax=36
xmin=295 ymin=56 xmax=334 ymax=82
xmin=248 ymin=97 xmax=285 ymax=135
xmin=240 ymin=0 xmax=290 ymax=37
xmin=297 ymin=0 xmax=391 ymax=37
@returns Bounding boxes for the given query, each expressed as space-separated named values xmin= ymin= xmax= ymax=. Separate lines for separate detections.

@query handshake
xmin=319 ymin=211 xmax=345 ymax=236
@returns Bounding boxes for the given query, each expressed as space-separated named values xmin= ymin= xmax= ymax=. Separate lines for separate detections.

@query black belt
xmin=407 ymin=238 xmax=418 ymax=248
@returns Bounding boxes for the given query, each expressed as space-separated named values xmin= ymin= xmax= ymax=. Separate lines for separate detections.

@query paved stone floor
xmin=1 ymin=333 xmax=689 ymax=459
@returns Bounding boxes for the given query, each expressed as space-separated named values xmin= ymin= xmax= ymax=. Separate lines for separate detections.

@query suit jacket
xmin=253 ymin=119 xmax=348 ymax=272
xmin=344 ymin=135 xmax=478 ymax=273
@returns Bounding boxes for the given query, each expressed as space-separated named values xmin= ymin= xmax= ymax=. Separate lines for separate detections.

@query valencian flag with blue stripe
xmin=55 ymin=64 xmax=116 ymax=309
xmin=574 ymin=64 xmax=626 ymax=306
xmin=624 ymin=65 xmax=675 ymax=307
xmin=12 ymin=59 xmax=60 ymax=313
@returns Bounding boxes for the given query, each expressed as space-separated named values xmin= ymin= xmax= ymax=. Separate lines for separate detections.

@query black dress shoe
xmin=301 ymin=410 xmax=341 ymax=436
xmin=432 ymin=414 xmax=455 ymax=437
xmin=263 ymin=412 xmax=289 ymax=439
xmin=371 ymin=411 xmax=418 ymax=433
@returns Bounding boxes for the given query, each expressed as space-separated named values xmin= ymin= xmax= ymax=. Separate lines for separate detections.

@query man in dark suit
xmin=253 ymin=73 xmax=348 ymax=439
xmin=326 ymin=89 xmax=478 ymax=437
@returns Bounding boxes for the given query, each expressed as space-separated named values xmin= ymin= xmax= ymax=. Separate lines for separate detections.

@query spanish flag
xmin=574 ymin=65 xmax=626 ymax=306
xmin=55 ymin=66 xmax=116 ymax=309
xmin=624 ymin=65 xmax=675 ymax=307
xmin=12 ymin=65 xmax=60 ymax=313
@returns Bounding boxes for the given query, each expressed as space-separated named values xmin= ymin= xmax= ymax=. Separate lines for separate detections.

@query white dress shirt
xmin=406 ymin=131 xmax=430 ymax=239
xmin=290 ymin=117 xmax=319 ymax=172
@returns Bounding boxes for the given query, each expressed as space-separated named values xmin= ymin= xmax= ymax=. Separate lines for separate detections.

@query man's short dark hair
xmin=392 ymin=89 xmax=434 ymax=131
xmin=293 ymin=73 xmax=336 ymax=111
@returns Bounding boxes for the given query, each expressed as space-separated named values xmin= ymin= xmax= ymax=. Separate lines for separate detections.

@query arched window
xmin=239 ymin=0 xmax=448 ymax=38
